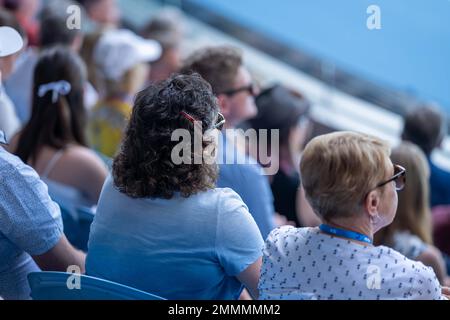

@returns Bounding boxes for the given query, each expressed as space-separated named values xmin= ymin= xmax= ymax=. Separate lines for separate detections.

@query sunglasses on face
xmin=180 ymin=111 xmax=226 ymax=131
xmin=376 ymin=164 xmax=406 ymax=191
xmin=219 ymin=83 xmax=259 ymax=97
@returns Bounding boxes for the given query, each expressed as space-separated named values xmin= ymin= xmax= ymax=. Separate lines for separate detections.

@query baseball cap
xmin=251 ymin=84 xmax=310 ymax=130
xmin=0 ymin=26 xmax=23 ymax=58
xmin=94 ymin=29 xmax=162 ymax=81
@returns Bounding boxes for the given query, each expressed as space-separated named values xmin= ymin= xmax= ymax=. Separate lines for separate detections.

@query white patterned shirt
xmin=259 ymin=226 xmax=445 ymax=300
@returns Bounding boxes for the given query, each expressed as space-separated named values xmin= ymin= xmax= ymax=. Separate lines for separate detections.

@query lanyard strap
xmin=319 ymin=224 xmax=372 ymax=244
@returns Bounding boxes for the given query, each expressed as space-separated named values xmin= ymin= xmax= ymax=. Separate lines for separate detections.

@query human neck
xmin=323 ymin=216 xmax=374 ymax=244
xmin=223 ymin=121 xmax=235 ymax=130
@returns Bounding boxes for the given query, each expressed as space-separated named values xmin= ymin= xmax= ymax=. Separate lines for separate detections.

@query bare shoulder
xmin=63 ymin=146 xmax=107 ymax=172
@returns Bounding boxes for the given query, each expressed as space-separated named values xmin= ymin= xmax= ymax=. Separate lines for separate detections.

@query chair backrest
xmin=44 ymin=179 xmax=97 ymax=251
xmin=59 ymin=204 xmax=95 ymax=252
xmin=28 ymin=272 xmax=166 ymax=300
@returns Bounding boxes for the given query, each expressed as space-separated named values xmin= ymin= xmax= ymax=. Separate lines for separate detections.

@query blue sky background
xmin=191 ymin=0 xmax=450 ymax=111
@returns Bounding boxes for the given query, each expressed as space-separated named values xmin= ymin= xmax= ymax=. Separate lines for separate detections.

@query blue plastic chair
xmin=59 ymin=204 xmax=95 ymax=252
xmin=28 ymin=272 xmax=166 ymax=300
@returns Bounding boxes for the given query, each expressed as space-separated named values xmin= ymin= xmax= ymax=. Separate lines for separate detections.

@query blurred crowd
xmin=1 ymin=0 xmax=450 ymax=300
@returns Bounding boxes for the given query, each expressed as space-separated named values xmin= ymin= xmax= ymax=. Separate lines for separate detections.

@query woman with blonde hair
xmin=259 ymin=131 xmax=448 ymax=299
xmin=375 ymin=142 xmax=449 ymax=285
xmin=87 ymin=29 xmax=161 ymax=158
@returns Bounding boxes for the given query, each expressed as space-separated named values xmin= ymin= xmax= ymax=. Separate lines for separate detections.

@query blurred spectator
xmin=0 ymin=12 xmax=23 ymax=139
xmin=87 ymin=29 xmax=161 ymax=157
xmin=87 ymin=74 xmax=263 ymax=299
xmin=375 ymin=142 xmax=449 ymax=285
xmin=141 ymin=8 xmax=184 ymax=83
xmin=2 ymin=0 xmax=40 ymax=46
xmin=8 ymin=46 xmax=108 ymax=208
xmin=75 ymin=0 xmax=120 ymax=31
xmin=180 ymin=46 xmax=276 ymax=239
xmin=249 ymin=84 xmax=311 ymax=226
xmin=402 ymin=105 xmax=450 ymax=207
xmin=260 ymin=131 xmax=444 ymax=300
xmin=0 ymin=26 xmax=85 ymax=300
xmin=4 ymin=14 xmax=97 ymax=124
xmin=432 ymin=205 xmax=450 ymax=259
xmin=79 ymin=30 xmax=103 ymax=91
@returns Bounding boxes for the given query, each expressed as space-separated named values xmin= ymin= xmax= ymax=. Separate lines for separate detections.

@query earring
xmin=370 ymin=214 xmax=381 ymax=224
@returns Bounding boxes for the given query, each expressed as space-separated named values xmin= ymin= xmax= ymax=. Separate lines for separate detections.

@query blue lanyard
xmin=319 ymin=224 xmax=372 ymax=244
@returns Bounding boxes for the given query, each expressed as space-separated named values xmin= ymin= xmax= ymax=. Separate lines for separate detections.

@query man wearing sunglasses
xmin=180 ymin=46 xmax=276 ymax=240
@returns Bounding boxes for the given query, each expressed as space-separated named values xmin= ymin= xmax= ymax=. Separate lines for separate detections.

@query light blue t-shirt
xmin=0 ymin=146 xmax=63 ymax=300
xmin=86 ymin=175 xmax=264 ymax=300
xmin=217 ymin=133 xmax=275 ymax=240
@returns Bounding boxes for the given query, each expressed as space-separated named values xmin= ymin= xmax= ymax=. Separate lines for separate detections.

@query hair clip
xmin=38 ymin=80 xmax=71 ymax=103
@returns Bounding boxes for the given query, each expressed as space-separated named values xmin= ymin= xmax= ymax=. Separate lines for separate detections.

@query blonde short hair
xmin=300 ymin=131 xmax=391 ymax=220
xmin=102 ymin=63 xmax=149 ymax=97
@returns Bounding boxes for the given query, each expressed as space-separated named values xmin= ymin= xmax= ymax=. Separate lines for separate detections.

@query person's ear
xmin=217 ymin=94 xmax=231 ymax=118
xmin=364 ymin=189 xmax=380 ymax=219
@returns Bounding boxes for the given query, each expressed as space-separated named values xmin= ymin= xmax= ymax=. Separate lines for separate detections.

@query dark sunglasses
xmin=219 ymin=83 xmax=258 ymax=97
xmin=180 ymin=111 xmax=226 ymax=131
xmin=376 ymin=164 xmax=406 ymax=191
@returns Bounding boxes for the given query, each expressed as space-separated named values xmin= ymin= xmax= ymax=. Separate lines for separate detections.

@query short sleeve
xmin=215 ymin=188 xmax=264 ymax=276
xmin=0 ymin=158 xmax=63 ymax=255
xmin=218 ymin=162 xmax=276 ymax=240
xmin=408 ymin=263 xmax=444 ymax=300
xmin=237 ymin=164 xmax=276 ymax=240
xmin=262 ymin=226 xmax=292 ymax=258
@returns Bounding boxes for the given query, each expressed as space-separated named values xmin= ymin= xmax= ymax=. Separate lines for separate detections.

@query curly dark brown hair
xmin=112 ymin=73 xmax=219 ymax=199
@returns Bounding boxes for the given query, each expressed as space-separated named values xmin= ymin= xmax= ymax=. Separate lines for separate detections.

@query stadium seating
xmin=28 ymin=271 xmax=166 ymax=300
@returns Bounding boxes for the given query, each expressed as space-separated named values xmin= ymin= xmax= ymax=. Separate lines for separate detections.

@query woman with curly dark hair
xmin=86 ymin=73 xmax=263 ymax=300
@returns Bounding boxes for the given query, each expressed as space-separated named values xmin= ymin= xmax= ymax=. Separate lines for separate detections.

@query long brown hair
xmin=375 ymin=142 xmax=433 ymax=245
xmin=14 ymin=46 xmax=87 ymax=164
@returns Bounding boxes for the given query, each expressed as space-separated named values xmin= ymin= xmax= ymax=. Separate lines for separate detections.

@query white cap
xmin=0 ymin=26 xmax=24 ymax=58
xmin=0 ymin=28 xmax=23 ymax=145
xmin=94 ymin=29 xmax=162 ymax=81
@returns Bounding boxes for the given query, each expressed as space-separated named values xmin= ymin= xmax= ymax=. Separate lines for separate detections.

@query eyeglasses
xmin=375 ymin=164 xmax=406 ymax=191
xmin=219 ymin=83 xmax=259 ymax=97
xmin=214 ymin=112 xmax=226 ymax=130
xmin=180 ymin=111 xmax=226 ymax=131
